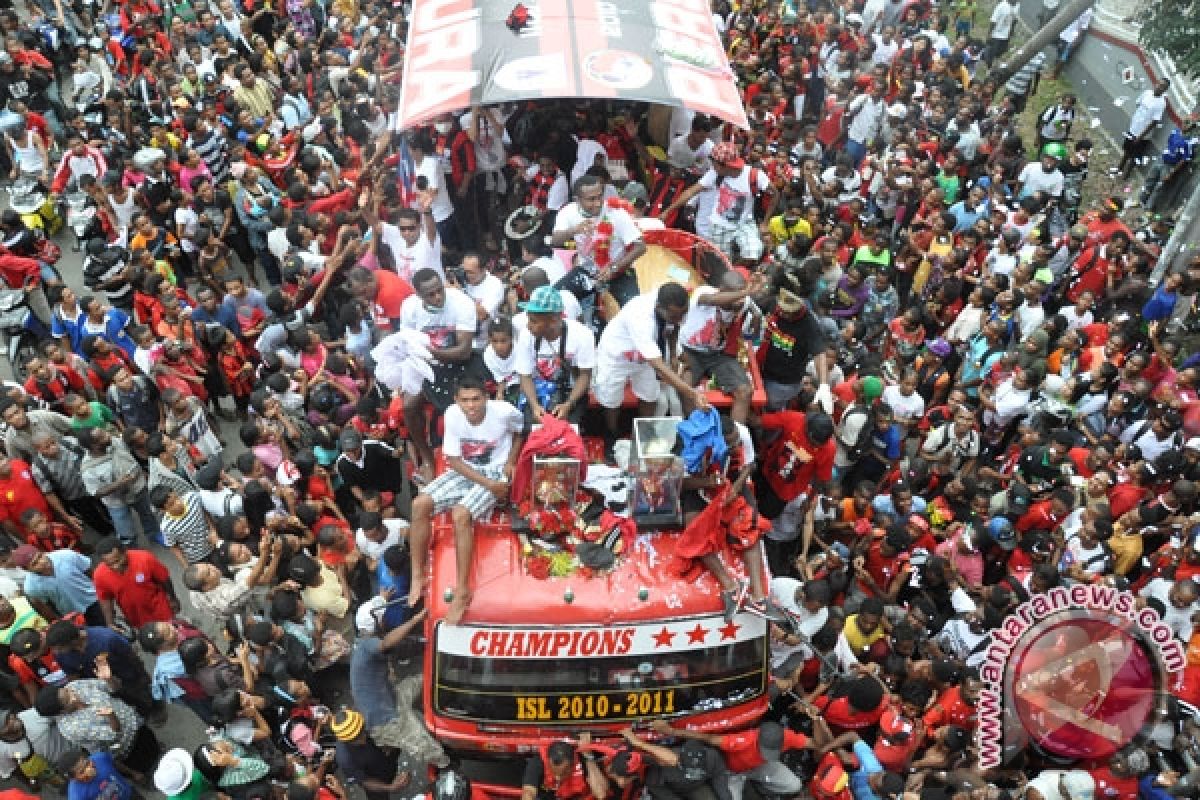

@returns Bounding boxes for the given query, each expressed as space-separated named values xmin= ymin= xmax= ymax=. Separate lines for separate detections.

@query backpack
xmin=841 ymin=404 xmax=875 ymax=462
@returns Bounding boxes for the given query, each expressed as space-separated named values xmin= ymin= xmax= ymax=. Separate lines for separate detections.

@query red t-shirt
xmin=817 ymin=695 xmax=885 ymax=731
xmin=1068 ymin=447 xmax=1095 ymax=478
xmin=372 ymin=270 xmax=414 ymax=323
xmin=923 ymin=686 xmax=978 ymax=731
xmin=0 ymin=459 xmax=49 ymax=531
xmin=92 ymin=549 xmax=173 ymax=629
xmin=759 ymin=411 xmax=836 ymax=502
xmin=1089 ymin=766 xmax=1138 ymax=800
xmin=718 ymin=729 xmax=809 ymax=773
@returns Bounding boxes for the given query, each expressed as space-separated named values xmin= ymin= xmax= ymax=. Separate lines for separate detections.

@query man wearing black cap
xmin=333 ymin=428 xmax=409 ymax=509
xmin=622 ymin=728 xmax=732 ymax=800
xmin=649 ymin=719 xmax=811 ymax=800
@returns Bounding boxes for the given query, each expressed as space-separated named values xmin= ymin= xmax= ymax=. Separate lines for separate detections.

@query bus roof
xmin=427 ymin=522 xmax=734 ymax=625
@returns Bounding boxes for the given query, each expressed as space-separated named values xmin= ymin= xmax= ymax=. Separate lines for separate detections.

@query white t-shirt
xmin=667 ymin=135 xmax=714 ymax=172
xmin=380 ymin=222 xmax=444 ymax=283
xmin=1057 ymin=306 xmax=1094 ymax=332
xmin=552 ymin=203 xmax=643 ymax=268
xmin=597 ymin=292 xmax=665 ymax=365
xmin=398 ymin=287 xmax=476 ymax=352
xmin=484 ymin=345 xmax=521 ymax=394
xmin=443 ymin=400 xmax=524 ymax=471
xmin=175 ymin=206 xmax=200 ymax=253
xmin=990 ymin=0 xmax=1018 ymax=39
xmin=870 ymin=35 xmax=899 ymax=65
xmin=462 ymin=273 xmax=506 ymax=350
xmin=1130 ymin=89 xmax=1168 ymax=138
xmin=514 ymin=318 xmax=597 ymax=382
xmin=1018 ymin=162 xmax=1064 ymax=198
xmin=882 ymin=385 xmax=925 ymax=425
xmin=355 ymin=519 xmax=408 ymax=563
xmin=698 ymin=166 xmax=770 ymax=227
xmin=679 ymin=285 xmax=744 ymax=353
xmin=416 ymin=153 xmax=455 ymax=222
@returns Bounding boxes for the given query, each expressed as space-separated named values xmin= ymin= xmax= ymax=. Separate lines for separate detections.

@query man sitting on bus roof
xmin=408 ymin=376 xmax=526 ymax=625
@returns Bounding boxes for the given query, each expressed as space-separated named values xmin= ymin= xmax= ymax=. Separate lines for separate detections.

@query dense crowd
xmin=0 ymin=0 xmax=1194 ymax=799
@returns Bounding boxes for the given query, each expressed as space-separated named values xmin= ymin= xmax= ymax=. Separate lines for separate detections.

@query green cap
xmin=860 ymin=376 xmax=884 ymax=401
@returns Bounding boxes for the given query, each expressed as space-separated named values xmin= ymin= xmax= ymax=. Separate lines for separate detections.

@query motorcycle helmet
xmin=433 ymin=771 xmax=471 ymax=800
xmin=1041 ymin=142 xmax=1067 ymax=161
xmin=986 ymin=517 xmax=1017 ymax=551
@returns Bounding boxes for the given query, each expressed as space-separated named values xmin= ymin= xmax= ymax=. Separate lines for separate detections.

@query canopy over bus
xmin=394 ymin=0 xmax=750 ymax=131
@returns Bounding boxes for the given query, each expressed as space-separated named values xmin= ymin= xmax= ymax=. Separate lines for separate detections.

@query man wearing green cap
xmin=514 ymin=286 xmax=596 ymax=425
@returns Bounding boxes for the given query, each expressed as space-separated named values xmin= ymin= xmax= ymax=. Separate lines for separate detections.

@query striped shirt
xmin=31 ymin=437 xmax=88 ymax=502
xmin=160 ymin=492 xmax=214 ymax=563
xmin=187 ymin=129 xmax=230 ymax=184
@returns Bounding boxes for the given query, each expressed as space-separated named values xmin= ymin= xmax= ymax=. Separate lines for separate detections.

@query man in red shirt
xmin=0 ymin=455 xmax=52 ymax=540
xmin=1088 ymin=750 xmax=1141 ymax=800
xmin=0 ymin=252 xmax=51 ymax=325
xmin=92 ymin=538 xmax=177 ymax=631
xmin=345 ymin=266 xmax=413 ymax=332
xmin=650 ymin=718 xmax=810 ymax=800
xmin=752 ymin=410 xmax=836 ymax=520
xmin=1015 ymin=488 xmax=1075 ymax=534
xmin=923 ymin=673 xmax=982 ymax=733
xmin=1065 ymin=232 xmax=1130 ymax=304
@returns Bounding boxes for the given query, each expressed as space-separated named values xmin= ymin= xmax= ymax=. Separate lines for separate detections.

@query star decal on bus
xmin=718 ymin=621 xmax=740 ymax=641
xmin=686 ymin=624 xmax=709 ymax=644
xmin=652 ymin=627 xmax=676 ymax=648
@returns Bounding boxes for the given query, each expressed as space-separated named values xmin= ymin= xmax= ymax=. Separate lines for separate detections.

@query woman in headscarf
xmin=193 ymin=739 xmax=273 ymax=799
xmin=1016 ymin=329 xmax=1049 ymax=372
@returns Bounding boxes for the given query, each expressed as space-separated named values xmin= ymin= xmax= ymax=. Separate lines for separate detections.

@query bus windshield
xmin=434 ymin=623 xmax=767 ymax=725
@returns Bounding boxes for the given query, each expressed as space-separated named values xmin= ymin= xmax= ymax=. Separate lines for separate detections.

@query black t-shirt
xmin=336 ymin=738 xmax=397 ymax=785
xmin=335 ymin=441 xmax=407 ymax=493
xmin=760 ymin=308 xmax=826 ymax=385
xmin=0 ymin=67 xmax=51 ymax=111
xmin=1016 ymin=446 xmax=1067 ymax=495
xmin=646 ymin=745 xmax=731 ymax=800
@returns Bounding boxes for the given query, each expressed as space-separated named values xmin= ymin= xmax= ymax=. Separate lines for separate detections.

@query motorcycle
xmin=6 ymin=177 xmax=63 ymax=236
xmin=64 ymin=188 xmax=101 ymax=252
xmin=0 ymin=282 xmax=48 ymax=380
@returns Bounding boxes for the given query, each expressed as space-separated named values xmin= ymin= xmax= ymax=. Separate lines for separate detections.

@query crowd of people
xmin=0 ymin=0 xmax=1192 ymax=798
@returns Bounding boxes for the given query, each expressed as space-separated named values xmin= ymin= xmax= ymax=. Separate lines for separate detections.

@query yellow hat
xmin=331 ymin=709 xmax=365 ymax=741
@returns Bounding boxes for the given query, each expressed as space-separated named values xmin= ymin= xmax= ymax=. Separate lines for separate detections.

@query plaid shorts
xmin=708 ymin=219 xmax=764 ymax=261
xmin=422 ymin=464 xmax=506 ymax=519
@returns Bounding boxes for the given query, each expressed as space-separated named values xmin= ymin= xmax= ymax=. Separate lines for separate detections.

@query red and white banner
xmin=395 ymin=0 xmax=750 ymax=130
xmin=438 ymin=613 xmax=767 ymax=659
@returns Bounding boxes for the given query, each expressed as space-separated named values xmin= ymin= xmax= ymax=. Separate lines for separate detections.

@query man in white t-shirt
xmin=409 ymin=130 xmax=457 ymax=245
xmin=1114 ymin=80 xmax=1171 ymax=178
xmin=514 ymin=285 xmax=596 ymax=424
xmin=678 ymin=270 xmax=759 ymax=423
xmin=398 ymin=268 xmax=478 ymax=483
xmin=378 ymin=201 xmax=443 ymax=284
xmin=595 ymin=282 xmax=709 ymax=447
xmin=661 ymin=142 xmax=775 ymax=265
xmin=457 ymin=253 xmax=506 ymax=351
xmin=408 ymin=377 xmax=525 ymax=624
xmin=985 ymin=0 xmax=1018 ymax=65
xmin=1016 ymin=148 xmax=1065 ymax=200
xmin=550 ymin=173 xmax=646 ymax=286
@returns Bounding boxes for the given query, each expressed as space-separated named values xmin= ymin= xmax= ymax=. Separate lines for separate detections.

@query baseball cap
xmin=879 ymin=707 xmax=915 ymax=743
xmin=154 ymin=749 xmax=195 ymax=797
xmin=925 ymin=338 xmax=952 ymax=358
xmin=520 ymin=285 xmax=565 ymax=315
xmin=711 ymin=142 xmax=745 ymax=170
xmin=987 ymin=517 xmax=1017 ymax=550
xmin=757 ymin=721 xmax=786 ymax=761
xmin=1006 ymin=482 xmax=1032 ymax=515
xmin=355 ymin=595 xmax=385 ymax=636
xmin=1185 ymin=437 xmax=1200 ymax=452
xmin=860 ymin=375 xmax=884 ymax=402
xmin=620 ymin=181 xmax=649 ymax=206
xmin=339 ymin=428 xmax=364 ymax=451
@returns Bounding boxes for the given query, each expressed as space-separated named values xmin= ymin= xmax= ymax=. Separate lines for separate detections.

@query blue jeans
xmin=845 ymin=138 xmax=867 ymax=168
xmin=107 ymin=492 xmax=161 ymax=545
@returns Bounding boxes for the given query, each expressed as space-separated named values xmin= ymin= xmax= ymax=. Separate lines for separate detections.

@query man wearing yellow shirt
xmin=767 ymin=197 xmax=812 ymax=250
xmin=232 ymin=66 xmax=276 ymax=121
xmin=840 ymin=597 xmax=889 ymax=663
